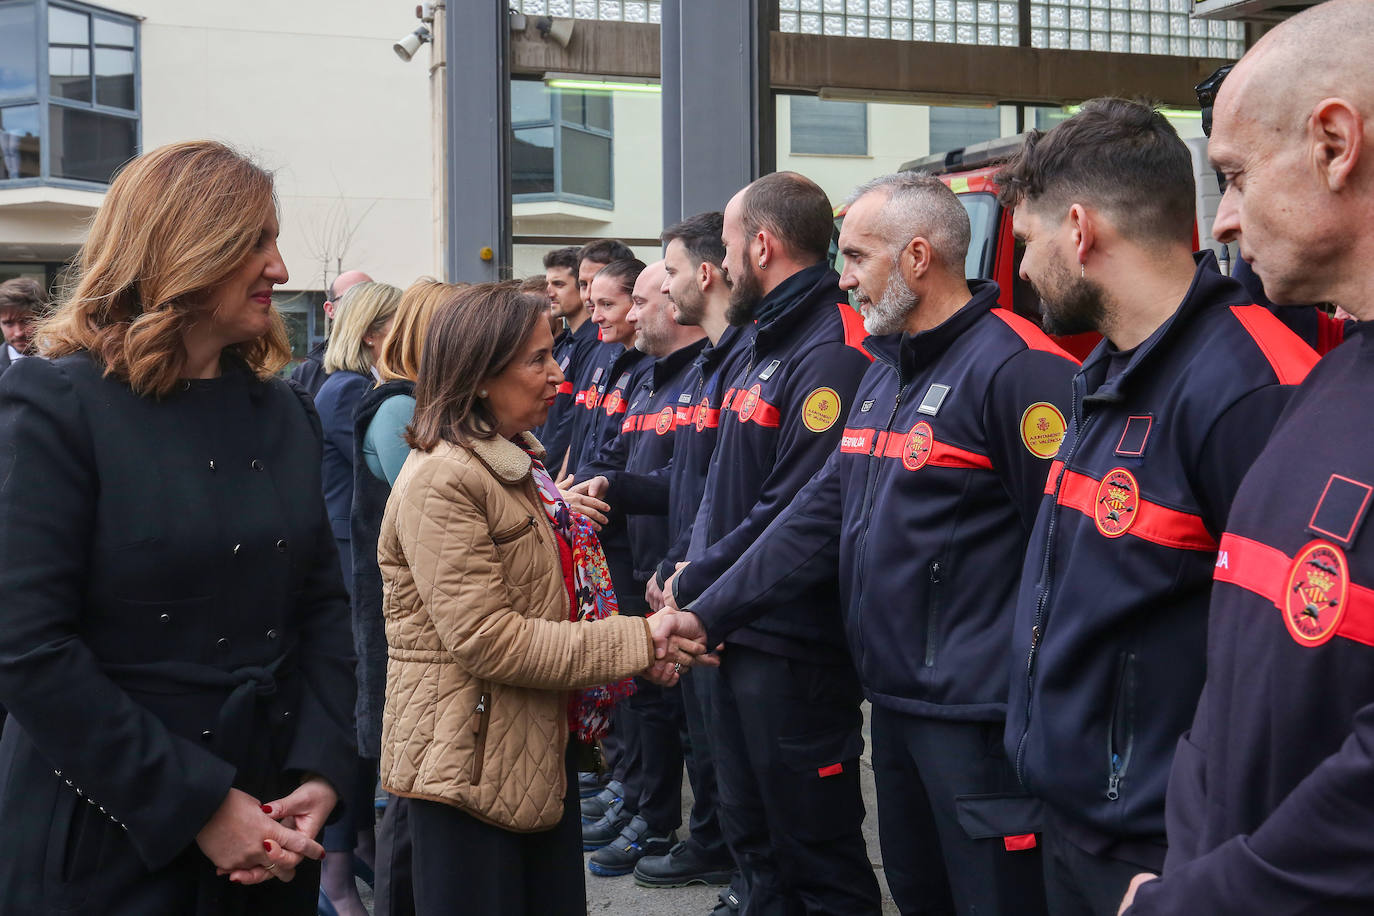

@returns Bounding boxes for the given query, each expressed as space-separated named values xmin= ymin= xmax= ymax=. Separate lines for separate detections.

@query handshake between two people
xmin=641 ymin=561 xmax=723 ymax=687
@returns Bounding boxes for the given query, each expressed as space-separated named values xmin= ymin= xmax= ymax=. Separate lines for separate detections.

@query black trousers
xmin=410 ymin=745 xmax=584 ymax=916
xmin=1041 ymin=827 xmax=1147 ymax=916
xmin=711 ymin=645 xmax=881 ymax=916
xmin=679 ymin=665 xmax=731 ymax=863
xmin=374 ymin=795 xmax=415 ymax=916
xmin=627 ymin=675 xmax=685 ymax=831
xmin=870 ymin=706 xmax=1047 ymax=916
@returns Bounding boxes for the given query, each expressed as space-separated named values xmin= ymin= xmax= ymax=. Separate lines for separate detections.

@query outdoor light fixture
xmin=394 ymin=24 xmax=431 ymax=62
xmin=543 ymin=74 xmax=661 ymax=94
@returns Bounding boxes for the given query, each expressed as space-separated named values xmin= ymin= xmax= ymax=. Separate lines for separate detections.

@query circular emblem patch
xmin=801 ymin=387 xmax=842 ymax=433
xmin=695 ymin=398 xmax=710 ymax=432
xmin=1094 ymin=468 xmax=1139 ymax=538
xmin=738 ymin=384 xmax=762 ymax=422
xmin=902 ymin=421 xmax=933 ymax=471
xmin=1283 ymin=540 xmax=1348 ymax=647
xmin=603 ymin=390 xmax=622 ymax=415
xmin=655 ymin=406 xmax=675 ymax=435
xmin=1020 ymin=402 xmax=1068 ymax=459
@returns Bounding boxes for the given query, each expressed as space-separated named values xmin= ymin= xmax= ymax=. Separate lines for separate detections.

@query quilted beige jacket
xmin=378 ymin=432 xmax=655 ymax=832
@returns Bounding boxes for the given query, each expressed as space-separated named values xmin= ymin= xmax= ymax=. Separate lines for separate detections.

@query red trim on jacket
xmin=1229 ymin=306 xmax=1320 ymax=386
xmin=989 ymin=309 xmax=1080 ymax=364
xmin=1214 ymin=533 xmax=1374 ymax=647
xmin=1053 ymin=466 xmax=1218 ymax=552
xmin=836 ymin=303 xmax=875 ymax=360
xmin=839 ymin=427 xmax=994 ymax=470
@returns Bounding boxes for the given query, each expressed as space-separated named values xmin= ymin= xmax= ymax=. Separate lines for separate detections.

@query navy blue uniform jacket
xmin=652 ymin=325 xmax=749 ymax=586
xmin=566 ymin=341 xmax=641 ymax=478
xmin=1006 ymin=254 xmax=1319 ymax=869
xmin=673 ymin=262 xmax=872 ymax=663
xmin=584 ymin=338 xmax=708 ymax=583
xmin=535 ymin=318 xmax=600 ymax=471
xmin=1129 ymin=322 xmax=1374 ymax=914
xmin=687 ymin=281 xmax=1077 ymax=718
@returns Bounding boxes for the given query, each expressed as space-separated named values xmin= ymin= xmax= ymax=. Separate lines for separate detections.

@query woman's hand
xmin=220 ymin=777 xmax=339 ymax=884
xmin=560 ymin=489 xmax=611 ymax=530
xmin=196 ymin=787 xmax=325 ymax=885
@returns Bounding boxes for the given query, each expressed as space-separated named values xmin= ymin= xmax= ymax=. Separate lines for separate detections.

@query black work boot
xmin=633 ymin=840 xmax=734 ymax=888
xmin=587 ymin=815 xmax=677 ymax=877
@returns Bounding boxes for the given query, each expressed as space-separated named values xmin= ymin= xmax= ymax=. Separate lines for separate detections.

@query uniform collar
xmin=866 ymin=279 xmax=1001 ymax=384
xmin=1079 ymin=250 xmax=1239 ymax=405
xmin=753 ymin=262 xmax=839 ymax=345
xmin=652 ymin=338 xmax=708 ymax=388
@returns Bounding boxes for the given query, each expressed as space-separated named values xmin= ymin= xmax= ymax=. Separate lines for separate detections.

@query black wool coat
xmin=0 ymin=352 xmax=357 ymax=915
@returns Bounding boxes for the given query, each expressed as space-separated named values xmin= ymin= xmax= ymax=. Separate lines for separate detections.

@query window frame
xmin=0 ymin=0 xmax=141 ymax=191
xmin=788 ymin=95 xmax=870 ymax=158
xmin=510 ymin=78 xmax=614 ymax=211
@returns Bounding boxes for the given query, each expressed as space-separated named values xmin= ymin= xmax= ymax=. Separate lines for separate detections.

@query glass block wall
xmin=509 ymin=0 xmax=1244 ymax=58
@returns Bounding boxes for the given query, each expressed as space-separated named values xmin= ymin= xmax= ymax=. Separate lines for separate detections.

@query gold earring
xmin=478 ymin=388 xmax=488 ymax=398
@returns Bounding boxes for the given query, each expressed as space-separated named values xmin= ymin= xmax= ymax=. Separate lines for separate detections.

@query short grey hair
xmin=844 ymin=172 xmax=970 ymax=274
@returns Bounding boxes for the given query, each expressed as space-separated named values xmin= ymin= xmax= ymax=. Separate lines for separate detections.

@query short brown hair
xmin=41 ymin=140 xmax=292 ymax=397
xmin=995 ymin=97 xmax=1196 ymax=246
xmin=406 ymin=282 xmax=545 ymax=450
xmin=0 ymin=278 xmax=45 ymax=315
xmin=740 ymin=171 xmax=833 ymax=262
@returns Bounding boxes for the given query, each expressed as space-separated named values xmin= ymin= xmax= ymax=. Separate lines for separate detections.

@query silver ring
xmin=673 ymin=662 xmax=682 ymax=674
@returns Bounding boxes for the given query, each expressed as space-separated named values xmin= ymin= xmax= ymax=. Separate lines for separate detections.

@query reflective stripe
xmin=1215 ymin=533 xmax=1374 ymax=647
xmin=1054 ymin=467 xmax=1217 ymax=551
xmin=1229 ymin=305 xmax=1319 ymax=385
xmin=838 ymin=427 xmax=993 ymax=470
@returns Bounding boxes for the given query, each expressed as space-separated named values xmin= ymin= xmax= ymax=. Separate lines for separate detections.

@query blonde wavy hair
xmin=323 ymin=281 xmax=402 ymax=376
xmin=42 ymin=140 xmax=292 ymax=397
xmin=376 ymin=279 xmax=466 ymax=384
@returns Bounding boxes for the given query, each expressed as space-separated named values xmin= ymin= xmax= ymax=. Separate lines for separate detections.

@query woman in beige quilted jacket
xmin=377 ymin=282 xmax=706 ymax=916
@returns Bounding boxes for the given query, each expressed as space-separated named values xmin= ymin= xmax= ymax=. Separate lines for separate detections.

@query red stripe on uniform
xmin=1004 ymin=834 xmax=1038 ymax=852
xmin=817 ymin=763 xmax=844 ymax=777
xmin=1214 ymin=533 xmax=1374 ymax=647
xmin=838 ymin=427 xmax=992 ymax=469
xmin=557 ymin=381 xmax=574 ymax=395
xmin=1045 ymin=460 xmax=1066 ymax=495
xmin=730 ymin=397 xmax=781 ymax=428
xmin=694 ymin=407 xmax=721 ymax=429
xmin=990 ymin=309 xmax=1080 ymax=364
xmin=1229 ymin=305 xmax=1319 ymax=386
xmin=1055 ymin=468 xmax=1217 ymax=551
xmin=1317 ymin=311 xmax=1346 ymax=356
xmin=836 ymin=303 xmax=875 ymax=361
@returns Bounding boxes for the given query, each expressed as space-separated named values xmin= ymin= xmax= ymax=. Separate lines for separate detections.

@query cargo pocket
xmin=953 ymin=793 xmax=1045 ymax=852
xmin=776 ymin=725 xmax=865 ymax=842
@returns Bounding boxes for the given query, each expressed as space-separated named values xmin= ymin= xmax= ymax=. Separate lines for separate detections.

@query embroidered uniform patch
xmin=801 ymin=387 xmax=842 ymax=433
xmin=1020 ymin=402 xmax=1067 ymax=459
xmin=603 ymin=390 xmax=622 ymax=415
xmin=1094 ymin=468 xmax=1138 ymax=538
xmin=738 ymin=384 xmax=762 ymax=422
xmin=860 ymin=399 xmax=875 ymax=413
xmin=1284 ymin=540 xmax=1348 ymax=647
xmin=759 ymin=360 xmax=781 ymax=381
xmin=655 ymin=407 xmax=675 ymax=435
xmin=903 ymin=421 xmax=934 ymax=471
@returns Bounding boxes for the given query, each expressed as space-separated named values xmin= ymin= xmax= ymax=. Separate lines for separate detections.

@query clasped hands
xmin=641 ymin=562 xmax=721 ymax=687
xmin=195 ymin=775 xmax=337 ymax=886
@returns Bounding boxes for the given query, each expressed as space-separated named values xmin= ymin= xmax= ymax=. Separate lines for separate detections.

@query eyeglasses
xmin=1195 ymin=64 xmax=1234 ymax=192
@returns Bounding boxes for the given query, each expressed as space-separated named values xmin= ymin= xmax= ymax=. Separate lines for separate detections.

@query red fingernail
xmin=262 ymin=804 xmax=273 ymax=814
xmin=263 ymin=840 xmax=272 ymax=852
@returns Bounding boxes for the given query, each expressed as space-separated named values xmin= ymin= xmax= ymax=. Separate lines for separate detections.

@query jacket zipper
xmin=1106 ymin=651 xmax=1135 ymax=800
xmin=471 ymin=690 xmax=491 ymax=784
xmin=924 ymin=560 xmax=943 ymax=668
xmin=852 ymin=369 xmax=907 ymax=673
xmin=1015 ymin=376 xmax=1094 ymax=785
xmin=492 ymin=515 xmax=537 ymax=544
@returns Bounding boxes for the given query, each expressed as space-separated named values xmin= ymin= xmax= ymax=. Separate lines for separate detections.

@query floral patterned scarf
xmin=526 ymin=452 xmax=636 ymax=742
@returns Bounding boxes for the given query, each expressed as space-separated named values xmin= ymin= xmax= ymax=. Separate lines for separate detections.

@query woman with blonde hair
xmin=378 ymin=281 xmax=710 ymax=915
xmin=348 ymin=277 xmax=456 ymax=914
xmin=0 ymin=139 xmax=355 ymax=913
xmin=312 ymin=279 xmax=400 ymax=916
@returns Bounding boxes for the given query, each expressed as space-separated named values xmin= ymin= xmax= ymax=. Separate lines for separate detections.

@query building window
xmin=790 ymin=96 xmax=867 ymax=156
xmin=0 ymin=0 xmax=139 ymax=187
xmin=511 ymin=79 xmax=613 ymax=208
xmin=928 ymin=105 xmax=1001 ymax=155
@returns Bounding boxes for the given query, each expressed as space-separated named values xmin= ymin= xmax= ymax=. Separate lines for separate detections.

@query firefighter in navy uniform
xmin=1122 ymin=3 xmax=1374 ymax=912
xmin=660 ymin=172 xmax=1076 ymax=915
xmin=996 ymin=99 xmax=1320 ymax=916
xmin=658 ymin=172 xmax=880 ymax=915
xmin=575 ymin=261 xmax=708 ymax=877
xmin=532 ymin=246 xmax=591 ymax=467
